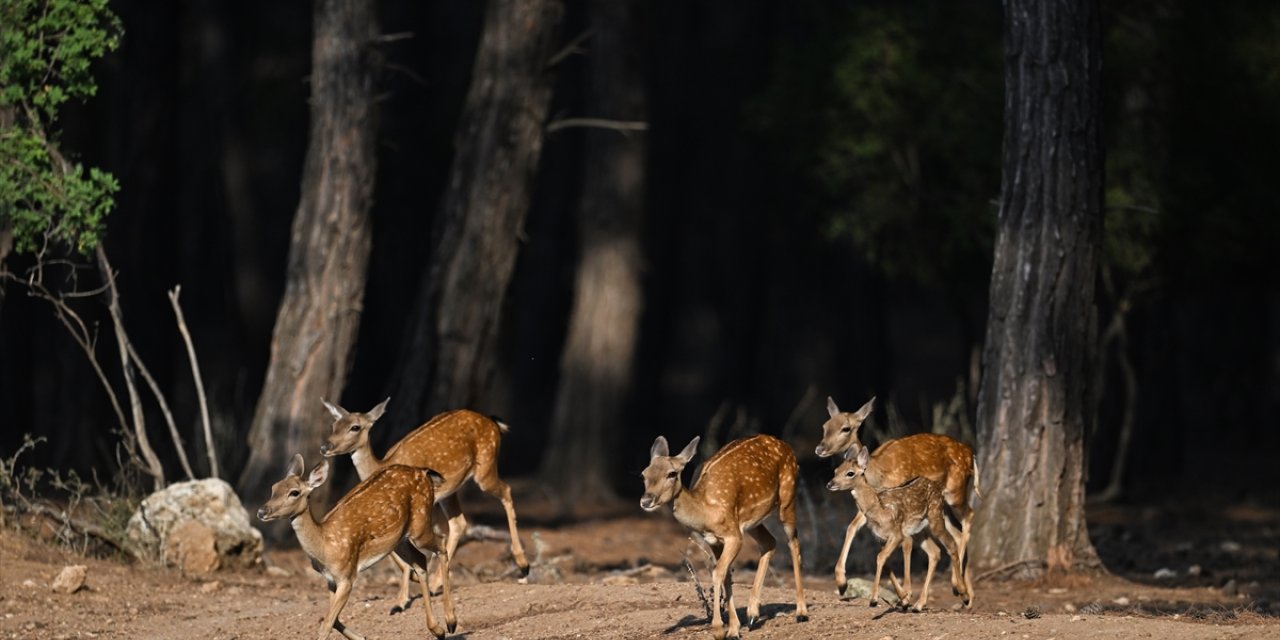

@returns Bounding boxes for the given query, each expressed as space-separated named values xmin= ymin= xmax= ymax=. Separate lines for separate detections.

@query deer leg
xmin=871 ymin=533 xmax=900 ymax=608
xmin=778 ymin=494 xmax=808 ymax=621
xmin=319 ymin=577 xmax=360 ymax=640
xmin=710 ymin=535 xmax=743 ymax=640
xmin=745 ymin=525 xmax=776 ymax=627
xmin=835 ymin=510 xmax=866 ymax=594
xmin=914 ymin=537 xmax=940 ymax=612
xmin=387 ymin=552 xmax=418 ymax=614
xmin=475 ymin=461 xmax=529 ymax=577
xmin=938 ymin=509 xmax=972 ymax=608
xmin=900 ymin=535 xmax=914 ymax=605
xmin=428 ymin=495 xmax=466 ymax=595
xmin=412 ymin=551 xmax=446 ymax=639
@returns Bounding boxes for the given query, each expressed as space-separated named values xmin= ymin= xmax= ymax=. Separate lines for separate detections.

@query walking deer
xmin=641 ymin=434 xmax=807 ymax=640
xmin=818 ymin=396 xmax=978 ymax=598
xmin=257 ymin=454 xmax=456 ymax=640
xmin=827 ymin=445 xmax=971 ymax=611
xmin=319 ymin=399 xmax=527 ymax=612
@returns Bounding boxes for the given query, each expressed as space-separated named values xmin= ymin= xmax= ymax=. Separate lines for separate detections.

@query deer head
xmin=319 ymin=397 xmax=389 ymax=457
xmin=815 ymin=396 xmax=875 ymax=458
xmin=825 ymin=445 xmax=870 ymax=492
xmin=639 ymin=436 xmax=699 ymax=511
xmin=257 ymin=454 xmax=329 ymax=521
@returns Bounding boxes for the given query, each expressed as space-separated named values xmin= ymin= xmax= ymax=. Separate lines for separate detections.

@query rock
xmin=1219 ymin=540 xmax=1242 ymax=554
xmin=1222 ymin=579 xmax=1238 ymax=596
xmin=165 ymin=520 xmax=220 ymax=575
xmin=199 ymin=581 xmax=222 ymax=594
xmin=124 ymin=479 xmax=262 ymax=572
xmin=839 ymin=577 xmax=875 ymax=600
xmin=51 ymin=565 xmax=87 ymax=594
xmin=265 ymin=565 xmax=291 ymax=578
xmin=1112 ymin=596 xmax=1130 ymax=606
xmin=1153 ymin=567 xmax=1176 ymax=579
xmin=1186 ymin=564 xmax=1202 ymax=577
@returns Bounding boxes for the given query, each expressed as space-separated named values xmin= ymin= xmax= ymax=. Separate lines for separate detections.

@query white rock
xmin=51 ymin=565 xmax=88 ymax=594
xmin=124 ymin=478 xmax=263 ymax=571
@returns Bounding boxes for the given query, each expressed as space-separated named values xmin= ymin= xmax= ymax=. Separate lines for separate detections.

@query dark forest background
xmin=2 ymin=0 xmax=1279 ymax=512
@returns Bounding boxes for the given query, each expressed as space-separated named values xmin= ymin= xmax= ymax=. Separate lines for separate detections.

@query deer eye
xmin=666 ymin=471 xmax=677 ymax=479
xmin=841 ymin=426 xmax=851 ymax=433
xmin=348 ymin=425 xmax=361 ymax=432
xmin=845 ymin=471 xmax=855 ymax=478
xmin=288 ymin=489 xmax=301 ymax=498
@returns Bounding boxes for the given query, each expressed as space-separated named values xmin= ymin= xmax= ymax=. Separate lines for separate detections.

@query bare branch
xmin=168 ymin=285 xmax=218 ymax=479
xmin=548 ymin=28 xmax=594 ymax=68
xmin=96 ymin=246 xmax=165 ymax=490
xmin=124 ymin=339 xmax=194 ymax=480
xmin=546 ymin=117 xmax=649 ymax=135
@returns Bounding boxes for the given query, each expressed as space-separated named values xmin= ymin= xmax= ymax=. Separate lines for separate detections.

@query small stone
xmin=265 ymin=566 xmax=291 ymax=578
xmin=51 ymin=565 xmax=88 ymax=594
xmin=1219 ymin=540 xmax=1242 ymax=553
xmin=601 ymin=575 xmax=639 ymax=586
xmin=1222 ymin=579 xmax=1238 ymax=596
xmin=22 ymin=579 xmax=37 ymax=588
xmin=1112 ymin=597 xmax=1130 ymax=606
xmin=199 ymin=581 xmax=222 ymax=594
xmin=1062 ymin=603 xmax=1076 ymax=613
xmin=840 ymin=578 xmax=875 ymax=600
xmin=1048 ymin=587 xmax=1067 ymax=594
xmin=1153 ymin=568 xmax=1176 ymax=579
xmin=1187 ymin=564 xmax=1202 ymax=577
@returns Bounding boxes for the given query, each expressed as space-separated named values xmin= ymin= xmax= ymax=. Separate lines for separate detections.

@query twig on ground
xmin=974 ymin=558 xmax=1043 ymax=583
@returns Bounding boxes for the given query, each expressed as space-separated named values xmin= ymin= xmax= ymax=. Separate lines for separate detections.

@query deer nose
xmin=825 ymin=481 xmax=837 ymax=492
xmin=256 ymin=507 xmax=268 ymax=521
xmin=319 ymin=442 xmax=331 ymax=455
xmin=814 ymin=444 xmax=826 ymax=457
xmin=639 ymin=495 xmax=655 ymax=510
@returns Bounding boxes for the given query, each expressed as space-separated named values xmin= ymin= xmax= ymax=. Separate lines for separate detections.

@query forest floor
xmin=1 ymin=487 xmax=1277 ymax=640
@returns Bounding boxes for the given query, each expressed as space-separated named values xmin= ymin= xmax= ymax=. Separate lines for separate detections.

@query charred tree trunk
xmin=970 ymin=0 xmax=1103 ymax=574
xmin=237 ymin=0 xmax=378 ymax=511
xmin=385 ymin=0 xmax=564 ymax=425
xmin=539 ymin=0 xmax=648 ymax=506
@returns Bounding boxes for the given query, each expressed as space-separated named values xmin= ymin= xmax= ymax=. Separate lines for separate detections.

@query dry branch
xmin=125 ymin=339 xmax=194 ymax=480
xmin=546 ymin=117 xmax=649 ymax=134
xmin=168 ymin=285 xmax=218 ymax=479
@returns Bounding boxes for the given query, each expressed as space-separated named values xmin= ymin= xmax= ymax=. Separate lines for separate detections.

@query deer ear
xmin=842 ymin=446 xmax=857 ymax=461
xmin=854 ymin=396 xmax=876 ymax=421
xmin=306 ymin=460 xmax=330 ymax=489
xmin=650 ymin=436 xmax=670 ymax=461
xmin=676 ymin=437 xmax=701 ymax=464
xmin=366 ymin=397 xmax=390 ymax=422
xmin=856 ymin=445 xmax=870 ymax=469
xmin=287 ymin=453 xmax=306 ymax=478
xmin=322 ymin=398 xmax=346 ymax=421
xmin=826 ymin=396 xmax=840 ymax=418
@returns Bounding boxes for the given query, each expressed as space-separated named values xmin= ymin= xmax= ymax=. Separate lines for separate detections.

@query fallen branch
xmin=4 ymin=503 xmax=140 ymax=562
xmin=974 ymin=558 xmax=1043 ymax=583
xmin=546 ymin=117 xmax=649 ymax=135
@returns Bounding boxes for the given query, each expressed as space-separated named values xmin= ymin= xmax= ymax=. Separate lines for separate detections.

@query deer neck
xmin=350 ymin=443 xmax=384 ymax=481
xmin=670 ymin=483 xmax=713 ymax=533
xmin=849 ymin=475 xmax=889 ymax=521
xmin=290 ymin=505 xmax=328 ymax=565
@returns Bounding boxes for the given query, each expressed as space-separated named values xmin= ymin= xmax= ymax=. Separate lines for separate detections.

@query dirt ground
xmin=1 ymin=489 xmax=1277 ymax=640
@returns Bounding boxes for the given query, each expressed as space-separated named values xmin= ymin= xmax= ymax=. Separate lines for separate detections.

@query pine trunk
xmin=236 ymin=0 xmax=378 ymax=511
xmin=385 ymin=0 xmax=564 ymax=426
xmin=539 ymin=0 xmax=648 ymax=506
xmin=970 ymin=0 xmax=1103 ymax=575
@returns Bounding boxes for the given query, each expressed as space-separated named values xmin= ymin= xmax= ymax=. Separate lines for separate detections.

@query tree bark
xmin=970 ymin=0 xmax=1103 ymax=575
xmin=236 ymin=0 xmax=378 ymax=509
xmin=538 ymin=0 xmax=648 ymax=506
xmin=385 ymin=0 xmax=565 ymax=426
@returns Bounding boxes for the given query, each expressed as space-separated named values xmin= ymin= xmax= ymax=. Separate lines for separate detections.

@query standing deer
xmin=827 ymin=445 xmax=971 ymax=611
xmin=817 ymin=396 xmax=978 ymax=599
xmin=319 ymin=398 xmax=527 ymax=612
xmin=257 ymin=454 xmax=456 ymax=640
xmin=641 ymin=434 xmax=808 ymax=640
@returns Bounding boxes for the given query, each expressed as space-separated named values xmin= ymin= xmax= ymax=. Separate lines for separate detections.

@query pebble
xmin=1219 ymin=540 xmax=1242 ymax=553
xmin=1153 ymin=567 xmax=1176 ymax=579
xmin=1062 ymin=603 xmax=1076 ymax=613
xmin=265 ymin=566 xmax=290 ymax=578
xmin=1187 ymin=564 xmax=1202 ymax=577
xmin=51 ymin=566 xmax=87 ymax=594
xmin=199 ymin=581 xmax=222 ymax=594
xmin=1113 ymin=597 xmax=1130 ymax=606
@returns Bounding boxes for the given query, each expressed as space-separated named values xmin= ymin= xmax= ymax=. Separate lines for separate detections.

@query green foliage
xmin=0 ymin=0 xmax=121 ymax=258
xmin=751 ymin=2 xmax=1004 ymax=291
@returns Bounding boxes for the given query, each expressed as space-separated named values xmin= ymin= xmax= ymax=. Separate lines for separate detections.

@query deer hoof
xmin=447 ymin=620 xmax=457 ymax=634
xmin=519 ymin=562 xmax=531 ymax=578
xmin=869 ymin=599 xmax=879 ymax=608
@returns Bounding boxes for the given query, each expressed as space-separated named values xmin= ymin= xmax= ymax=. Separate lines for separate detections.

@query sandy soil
xmin=1 ymin=495 xmax=1277 ymax=640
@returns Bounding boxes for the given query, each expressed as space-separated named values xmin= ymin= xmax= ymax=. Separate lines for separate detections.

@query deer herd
xmin=258 ymin=395 xmax=979 ymax=639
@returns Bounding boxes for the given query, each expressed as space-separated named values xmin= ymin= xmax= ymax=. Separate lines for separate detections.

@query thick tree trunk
xmin=970 ymin=0 xmax=1103 ymax=575
xmin=237 ymin=0 xmax=378 ymax=510
xmin=385 ymin=0 xmax=564 ymax=426
xmin=539 ymin=0 xmax=648 ymax=505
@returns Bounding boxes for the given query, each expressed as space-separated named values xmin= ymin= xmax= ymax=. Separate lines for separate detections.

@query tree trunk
xmin=970 ymin=0 xmax=1103 ymax=575
xmin=384 ymin=0 xmax=564 ymax=426
xmin=539 ymin=0 xmax=648 ymax=506
xmin=236 ymin=0 xmax=378 ymax=511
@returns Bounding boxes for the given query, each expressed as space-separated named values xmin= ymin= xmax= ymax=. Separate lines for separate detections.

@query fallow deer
xmin=641 ymin=434 xmax=808 ymax=640
xmin=817 ymin=396 xmax=979 ymax=598
xmin=827 ymin=445 xmax=971 ymax=611
xmin=319 ymin=399 xmax=527 ymax=612
xmin=257 ymin=454 xmax=456 ymax=640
